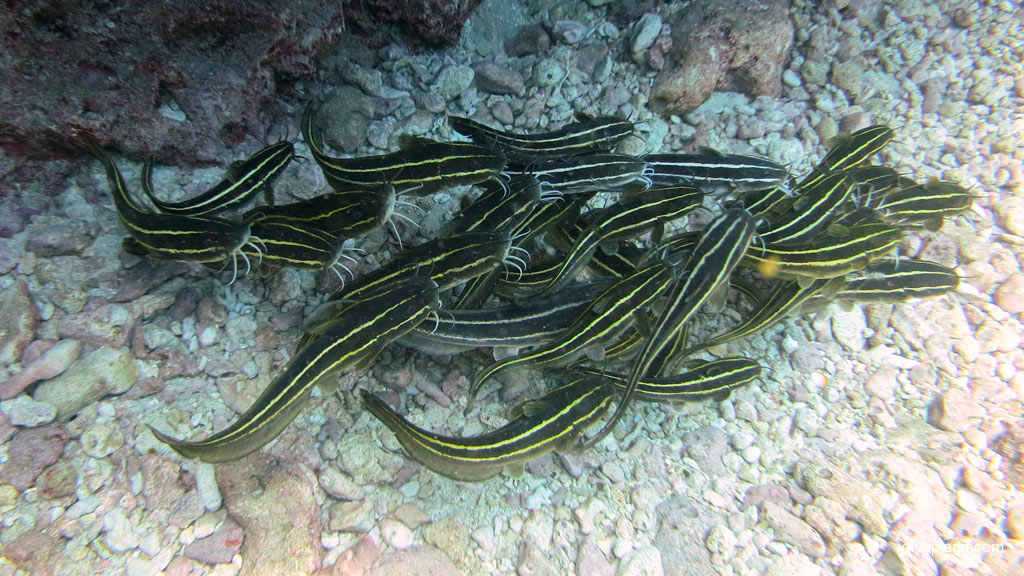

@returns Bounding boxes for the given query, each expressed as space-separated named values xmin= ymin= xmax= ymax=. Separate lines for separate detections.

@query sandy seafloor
xmin=1 ymin=0 xmax=1023 ymax=575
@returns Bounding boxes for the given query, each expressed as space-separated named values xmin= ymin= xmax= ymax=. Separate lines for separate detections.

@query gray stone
xmin=994 ymin=196 xmax=1024 ymax=236
xmin=0 ymin=282 xmax=39 ymax=367
xmin=319 ymin=466 xmax=366 ymax=501
xmin=533 ymin=59 xmax=566 ymax=87
xmin=0 ymin=395 xmax=57 ymax=427
xmin=796 ymin=458 xmax=889 ymax=536
xmin=414 ymin=91 xmax=447 ymax=114
xmin=761 ymin=501 xmax=827 ymax=558
xmin=880 ymin=511 xmax=942 ymax=576
xmin=654 ymin=496 xmax=716 ymax=574
xmin=832 ymin=60 xmax=866 ymax=102
xmin=551 ymin=20 xmax=588 ymax=45
xmin=330 ymin=499 xmax=374 ymax=533
xmin=25 ymin=223 xmax=96 ymax=257
xmin=381 ymin=518 xmax=414 ymax=550
xmin=682 ymin=426 xmax=728 ymax=475
xmin=994 ymin=272 xmax=1024 ymax=314
xmin=461 ymin=0 xmax=529 ymax=57
xmin=433 ymin=65 xmax=474 ymax=101
xmin=219 ymin=461 xmax=322 ymax=575
xmin=340 ymin=61 xmax=383 ymax=96
xmin=473 ymin=62 xmax=524 ymax=95
xmin=631 ymin=14 xmax=663 ymax=56
xmin=1007 ymin=504 xmax=1024 ymax=540
xmin=831 ymin=305 xmax=869 ymax=351
xmin=616 ymin=546 xmax=663 ymax=576
xmin=650 ymin=0 xmax=793 ymax=115
xmin=927 ymin=388 xmax=985 ymax=433
xmin=80 ymin=422 xmax=124 ymax=458
xmin=491 ymin=100 xmax=514 ymax=125
xmin=576 ymin=42 xmax=610 ymax=77
xmin=318 ymin=86 xmax=376 ymax=153
xmin=505 ymin=24 xmax=551 ymax=57
xmin=33 ymin=347 xmax=139 ymax=421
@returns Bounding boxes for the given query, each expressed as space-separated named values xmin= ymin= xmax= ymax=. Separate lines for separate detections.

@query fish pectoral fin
xmin=492 ymin=346 xmax=520 ymax=362
xmin=583 ymin=345 xmax=606 ymax=363
xmin=503 ymin=462 xmax=527 ymax=478
xmin=598 ymin=241 xmax=619 ymax=256
xmin=508 ymin=399 xmax=552 ymax=421
xmin=554 ymin=430 xmax=586 ymax=453
xmin=796 ymin=276 xmax=816 ymax=289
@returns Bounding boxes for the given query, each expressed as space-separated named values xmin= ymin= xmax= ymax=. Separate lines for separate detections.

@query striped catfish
xmin=574 ymin=357 xmax=761 ymax=403
xmin=150 ymin=276 xmax=440 ymax=462
xmin=450 ymin=114 xmax=634 ymax=164
xmin=644 ymin=150 xmax=788 ymax=192
xmin=362 ymin=377 xmax=613 ymax=481
xmin=586 ymin=208 xmax=757 ymax=447
xmin=142 ymin=141 xmax=294 ymax=216
xmin=80 ymin=133 xmax=258 ymax=268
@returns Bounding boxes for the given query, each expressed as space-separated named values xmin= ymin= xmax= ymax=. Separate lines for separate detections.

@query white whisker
xmin=388 ymin=219 xmax=403 ymax=250
xmin=396 ymin=198 xmax=425 ymax=212
xmin=392 ymin=210 xmax=421 ymax=229
xmin=330 ymin=264 xmax=346 ymax=288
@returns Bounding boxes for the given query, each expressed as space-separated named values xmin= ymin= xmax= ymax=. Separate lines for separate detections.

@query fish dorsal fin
xmin=224 ymin=160 xmax=246 ymax=183
xmin=574 ymin=111 xmax=594 ymax=122
xmin=706 ymin=282 xmax=730 ymax=312
xmin=398 ymin=134 xmax=439 ymax=150
xmin=698 ymin=146 xmax=724 ymax=157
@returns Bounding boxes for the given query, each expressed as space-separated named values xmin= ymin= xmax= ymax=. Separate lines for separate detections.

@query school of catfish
xmin=79 ymin=106 xmax=971 ymax=480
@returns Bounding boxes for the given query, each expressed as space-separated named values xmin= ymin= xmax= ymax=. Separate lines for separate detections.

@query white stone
xmin=783 ymin=69 xmax=803 ymax=87
xmin=194 ymin=463 xmax=222 ymax=511
xmin=103 ymin=508 xmax=140 ymax=553
xmin=381 ymin=518 xmax=414 ymax=550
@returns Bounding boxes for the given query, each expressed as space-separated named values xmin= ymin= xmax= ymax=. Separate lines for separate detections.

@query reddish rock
xmin=354 ymin=0 xmax=484 ymax=46
xmin=649 ymin=0 xmax=794 ymax=115
xmin=109 ymin=261 xmax=190 ymax=303
xmin=4 ymin=529 xmax=65 ymax=575
xmin=0 ymin=339 xmax=81 ymax=400
xmin=333 ymin=536 xmax=382 ymax=576
xmin=0 ymin=281 xmax=40 ymax=366
xmin=0 ymin=423 xmax=68 ymax=490
xmin=185 ymin=517 xmax=245 ymax=565
xmin=55 ymin=301 xmax=136 ymax=348
xmin=219 ymin=458 xmax=323 ymax=575
xmin=991 ymin=422 xmax=1024 ymax=486
xmin=139 ymin=453 xmax=206 ymax=529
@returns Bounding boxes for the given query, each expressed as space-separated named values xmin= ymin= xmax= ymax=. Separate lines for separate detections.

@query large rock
xmin=219 ymin=458 xmax=323 ymax=575
xmin=649 ymin=0 xmax=794 ymax=116
xmin=1 ymin=0 xmax=482 ymax=164
xmin=0 ymin=1 xmax=348 ymax=163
